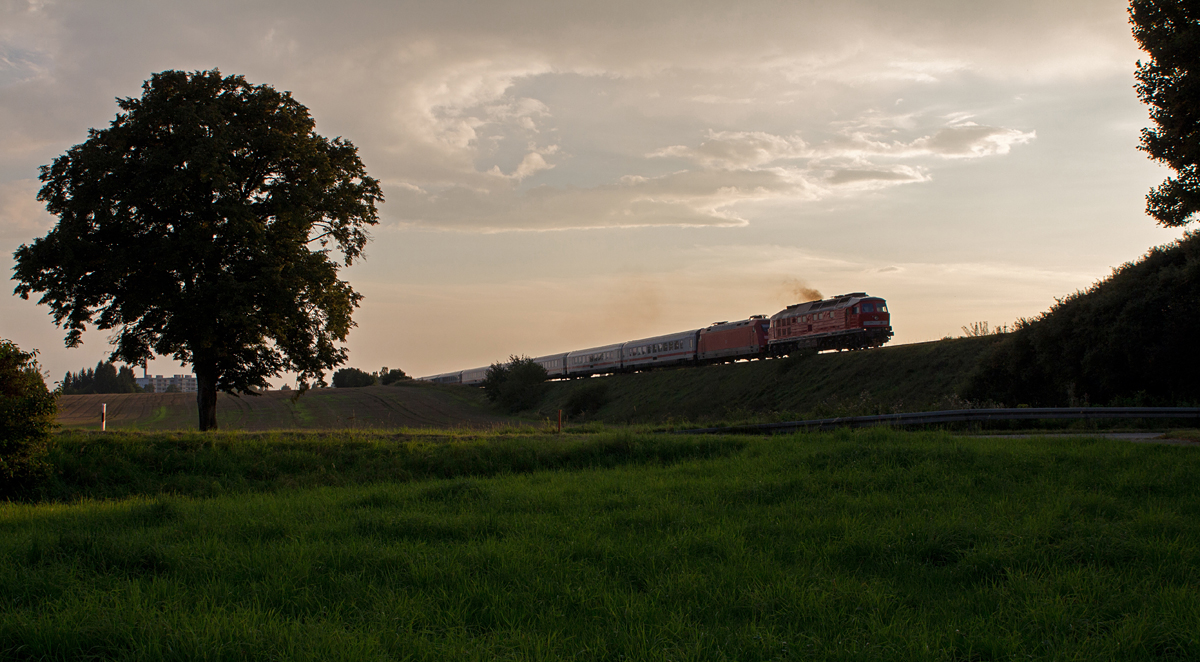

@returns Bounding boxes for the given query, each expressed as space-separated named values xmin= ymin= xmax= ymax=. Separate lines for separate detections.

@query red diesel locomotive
xmin=418 ymin=292 xmax=892 ymax=383
xmin=768 ymin=292 xmax=892 ymax=354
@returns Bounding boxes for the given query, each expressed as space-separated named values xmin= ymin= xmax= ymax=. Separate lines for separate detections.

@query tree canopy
xmin=0 ymin=340 xmax=56 ymax=499
xmin=332 ymin=367 xmax=377 ymax=388
xmin=11 ymin=69 xmax=382 ymax=430
xmin=483 ymin=356 xmax=549 ymax=413
xmin=331 ymin=366 xmax=410 ymax=388
xmin=1131 ymin=0 xmax=1200 ymax=227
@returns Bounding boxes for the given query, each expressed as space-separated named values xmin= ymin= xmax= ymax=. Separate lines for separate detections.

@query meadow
xmin=2 ymin=428 xmax=1198 ymax=660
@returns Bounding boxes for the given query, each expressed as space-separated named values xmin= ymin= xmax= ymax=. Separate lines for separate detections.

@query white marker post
xmin=101 ymin=403 xmax=106 ymax=432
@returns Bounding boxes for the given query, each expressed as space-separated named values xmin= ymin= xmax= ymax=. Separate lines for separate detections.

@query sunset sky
xmin=0 ymin=0 xmax=1186 ymax=384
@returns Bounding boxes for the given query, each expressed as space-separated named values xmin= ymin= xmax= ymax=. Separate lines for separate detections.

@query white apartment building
xmin=136 ymin=373 xmax=198 ymax=393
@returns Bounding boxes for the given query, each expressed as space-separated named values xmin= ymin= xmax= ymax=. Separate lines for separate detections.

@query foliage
xmin=11 ymin=69 xmax=382 ymax=430
xmin=0 ymin=340 xmax=57 ymax=499
xmin=378 ymin=367 xmax=410 ymax=385
xmin=959 ymin=321 xmax=1009 ymax=337
xmin=564 ymin=381 xmax=610 ymax=418
xmin=964 ymin=232 xmax=1200 ymax=406
xmin=330 ymin=366 xmax=407 ymax=388
xmin=483 ymin=355 xmax=549 ymax=413
xmin=3 ymin=430 xmax=1200 ymax=658
xmin=1131 ymin=0 xmax=1200 ymax=227
xmin=61 ymin=361 xmax=143 ymax=394
xmin=332 ymin=367 xmax=376 ymax=388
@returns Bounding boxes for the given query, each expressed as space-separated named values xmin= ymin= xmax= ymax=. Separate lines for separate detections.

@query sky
xmin=0 ymin=0 xmax=1186 ymax=386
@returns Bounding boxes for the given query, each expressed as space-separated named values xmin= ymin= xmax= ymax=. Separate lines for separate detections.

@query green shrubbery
xmin=0 ymin=340 xmax=57 ymax=499
xmin=965 ymin=232 xmax=1200 ymax=406
xmin=332 ymin=366 xmax=410 ymax=388
xmin=483 ymin=355 xmax=548 ymax=413
xmin=564 ymin=381 xmax=609 ymax=418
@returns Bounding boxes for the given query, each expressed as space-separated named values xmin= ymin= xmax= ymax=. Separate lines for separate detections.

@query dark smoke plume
xmin=780 ymin=278 xmax=822 ymax=304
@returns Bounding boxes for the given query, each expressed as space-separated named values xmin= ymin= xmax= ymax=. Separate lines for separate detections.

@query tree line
xmin=331 ymin=367 xmax=410 ymax=388
xmin=61 ymin=362 xmax=147 ymax=394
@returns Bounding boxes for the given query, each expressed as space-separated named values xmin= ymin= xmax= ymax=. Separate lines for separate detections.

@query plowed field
xmin=56 ymin=382 xmax=515 ymax=430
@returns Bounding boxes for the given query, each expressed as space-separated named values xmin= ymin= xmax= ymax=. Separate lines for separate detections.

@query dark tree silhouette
xmin=62 ymin=361 xmax=143 ymax=394
xmin=12 ymin=70 xmax=382 ymax=430
xmin=1131 ymin=0 xmax=1200 ymax=227
xmin=332 ymin=367 xmax=376 ymax=388
xmin=0 ymin=340 xmax=56 ymax=498
xmin=482 ymin=355 xmax=549 ymax=413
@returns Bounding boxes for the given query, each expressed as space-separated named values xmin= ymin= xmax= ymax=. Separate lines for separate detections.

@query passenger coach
xmin=416 ymin=291 xmax=893 ymax=384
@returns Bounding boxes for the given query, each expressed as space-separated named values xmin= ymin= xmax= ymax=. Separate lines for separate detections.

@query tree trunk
xmin=196 ymin=363 xmax=219 ymax=431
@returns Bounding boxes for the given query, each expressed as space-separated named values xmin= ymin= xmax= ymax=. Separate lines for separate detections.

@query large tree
xmin=1131 ymin=0 xmax=1200 ymax=227
xmin=12 ymin=70 xmax=382 ymax=430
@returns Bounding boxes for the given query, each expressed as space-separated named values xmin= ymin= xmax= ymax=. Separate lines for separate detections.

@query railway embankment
xmin=534 ymin=335 xmax=1006 ymax=425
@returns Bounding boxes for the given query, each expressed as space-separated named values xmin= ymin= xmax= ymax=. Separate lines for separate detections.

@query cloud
xmin=649 ymin=130 xmax=808 ymax=169
xmin=826 ymin=165 xmax=929 ymax=186
xmin=388 ymin=167 xmax=812 ymax=231
xmin=0 ymin=0 xmax=1115 ymax=235
xmin=911 ymin=124 xmax=1036 ymax=158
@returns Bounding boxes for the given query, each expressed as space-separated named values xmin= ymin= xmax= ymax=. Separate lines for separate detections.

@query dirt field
xmin=56 ymin=382 xmax=517 ymax=430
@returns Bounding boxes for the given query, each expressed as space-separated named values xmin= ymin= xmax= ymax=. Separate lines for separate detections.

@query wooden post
xmin=558 ymin=409 xmax=562 ymax=433
xmin=101 ymin=403 xmax=107 ymax=432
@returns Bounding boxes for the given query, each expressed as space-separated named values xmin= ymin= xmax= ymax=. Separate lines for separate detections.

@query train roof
xmin=565 ymin=342 xmax=624 ymax=357
xmin=416 ymin=370 xmax=461 ymax=382
xmin=773 ymin=292 xmax=879 ymax=318
xmin=702 ymin=317 xmax=768 ymax=333
xmin=622 ymin=329 xmax=700 ymax=346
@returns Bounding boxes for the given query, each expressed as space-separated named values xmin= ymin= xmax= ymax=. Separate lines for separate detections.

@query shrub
xmin=332 ymin=367 xmax=377 ymax=388
xmin=0 ymin=339 xmax=57 ymax=499
xmin=483 ymin=355 xmax=549 ymax=413
xmin=565 ymin=382 xmax=610 ymax=418
xmin=379 ymin=368 xmax=410 ymax=385
xmin=964 ymin=231 xmax=1200 ymax=406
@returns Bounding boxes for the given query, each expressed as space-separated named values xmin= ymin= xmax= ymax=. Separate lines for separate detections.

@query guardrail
xmin=675 ymin=407 xmax=1200 ymax=435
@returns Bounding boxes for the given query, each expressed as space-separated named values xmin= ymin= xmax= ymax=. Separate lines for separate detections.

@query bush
xmin=964 ymin=231 xmax=1200 ymax=406
xmin=332 ymin=366 xmax=410 ymax=387
xmin=565 ymin=382 xmax=610 ymax=418
xmin=379 ymin=368 xmax=410 ymax=385
xmin=0 ymin=339 xmax=57 ymax=499
xmin=332 ymin=367 xmax=377 ymax=388
xmin=483 ymin=355 xmax=549 ymax=413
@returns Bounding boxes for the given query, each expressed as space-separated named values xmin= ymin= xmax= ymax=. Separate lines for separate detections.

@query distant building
xmin=136 ymin=373 xmax=198 ymax=393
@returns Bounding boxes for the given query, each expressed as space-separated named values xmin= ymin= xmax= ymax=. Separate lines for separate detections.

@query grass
xmin=1161 ymin=429 xmax=1200 ymax=442
xmin=2 ymin=428 xmax=1199 ymax=660
xmin=56 ymin=382 xmax=515 ymax=431
xmin=29 ymin=428 xmax=743 ymax=502
xmin=536 ymin=336 xmax=1005 ymax=425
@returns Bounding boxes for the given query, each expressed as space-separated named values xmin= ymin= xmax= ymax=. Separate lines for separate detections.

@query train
xmin=418 ymin=292 xmax=892 ymax=385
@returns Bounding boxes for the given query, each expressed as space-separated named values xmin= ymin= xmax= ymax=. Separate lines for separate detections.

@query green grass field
xmin=3 ymin=428 xmax=1198 ymax=660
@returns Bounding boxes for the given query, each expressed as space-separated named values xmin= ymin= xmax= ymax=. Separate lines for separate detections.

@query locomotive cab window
xmin=861 ymin=302 xmax=875 ymax=313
